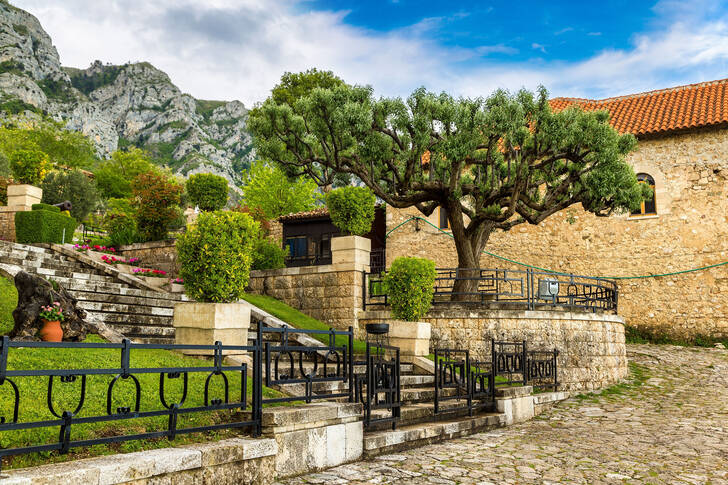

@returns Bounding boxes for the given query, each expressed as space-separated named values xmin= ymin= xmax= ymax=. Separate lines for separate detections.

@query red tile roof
xmin=278 ymin=207 xmax=330 ymax=222
xmin=549 ymin=78 xmax=728 ymax=136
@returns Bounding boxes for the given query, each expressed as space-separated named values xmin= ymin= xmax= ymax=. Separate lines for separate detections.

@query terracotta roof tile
xmin=549 ymin=78 xmax=728 ymax=136
xmin=278 ymin=207 xmax=329 ymax=222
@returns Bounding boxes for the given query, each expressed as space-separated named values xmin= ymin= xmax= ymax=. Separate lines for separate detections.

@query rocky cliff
xmin=0 ymin=1 xmax=255 ymax=198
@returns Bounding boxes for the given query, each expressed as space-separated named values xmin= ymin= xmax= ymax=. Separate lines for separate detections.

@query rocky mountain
xmin=0 ymin=1 xmax=255 ymax=199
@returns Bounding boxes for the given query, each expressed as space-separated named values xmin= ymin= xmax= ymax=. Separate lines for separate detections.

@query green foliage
xmin=251 ymin=237 xmax=287 ymax=270
xmin=624 ymin=324 xmax=728 ymax=348
xmin=383 ymin=257 xmax=436 ymax=321
xmin=0 ymin=151 xmax=9 ymax=176
xmin=250 ymin=78 xmax=644 ymax=272
xmin=132 ymin=171 xmax=183 ymax=242
xmin=242 ymin=161 xmax=319 ymax=220
xmin=94 ymin=148 xmax=158 ymax=199
xmin=186 ymin=173 xmax=228 ymax=211
xmin=0 ymin=276 xmax=17 ymax=335
xmin=15 ymin=208 xmax=77 ymax=244
xmin=9 ymin=148 xmax=50 ymax=185
xmin=104 ymin=197 xmax=135 ymax=217
xmin=12 ymin=23 xmax=28 ymax=36
xmin=106 ymin=213 xmax=138 ymax=247
xmin=0 ymin=98 xmax=40 ymax=115
xmin=37 ymin=78 xmax=76 ymax=103
xmin=31 ymin=203 xmax=60 ymax=212
xmin=270 ymin=68 xmax=345 ymax=110
xmin=68 ymin=64 xmax=122 ymax=95
xmin=0 ymin=175 xmax=11 ymax=205
xmin=195 ymin=99 xmax=226 ymax=120
xmin=41 ymin=169 xmax=100 ymax=221
xmin=177 ymin=211 xmax=258 ymax=302
xmin=325 ymin=186 xmax=376 ymax=236
xmin=0 ymin=60 xmax=25 ymax=76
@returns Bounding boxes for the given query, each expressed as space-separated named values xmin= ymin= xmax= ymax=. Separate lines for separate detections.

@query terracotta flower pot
xmin=39 ymin=319 xmax=63 ymax=342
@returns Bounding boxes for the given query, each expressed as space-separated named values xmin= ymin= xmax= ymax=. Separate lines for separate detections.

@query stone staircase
xmin=0 ymin=241 xmax=184 ymax=344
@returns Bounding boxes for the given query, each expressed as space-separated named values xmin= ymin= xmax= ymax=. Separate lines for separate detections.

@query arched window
xmin=631 ymin=173 xmax=656 ymax=216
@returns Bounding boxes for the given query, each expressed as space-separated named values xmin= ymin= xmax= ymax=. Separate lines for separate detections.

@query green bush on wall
xmin=383 ymin=257 xmax=436 ymax=321
xmin=186 ymin=173 xmax=228 ymax=212
xmin=15 ymin=207 xmax=77 ymax=244
xmin=176 ymin=211 xmax=258 ymax=302
xmin=325 ymin=186 xmax=376 ymax=236
xmin=251 ymin=238 xmax=287 ymax=270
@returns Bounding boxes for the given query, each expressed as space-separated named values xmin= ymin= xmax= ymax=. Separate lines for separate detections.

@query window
xmin=285 ymin=236 xmax=308 ymax=259
xmin=631 ymin=173 xmax=656 ymax=216
xmin=439 ymin=206 xmax=449 ymax=229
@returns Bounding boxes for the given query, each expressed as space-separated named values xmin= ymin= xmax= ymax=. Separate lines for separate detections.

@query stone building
xmin=386 ymin=78 xmax=728 ymax=339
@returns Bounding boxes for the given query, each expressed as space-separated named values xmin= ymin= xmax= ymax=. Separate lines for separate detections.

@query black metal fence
xmin=357 ymin=342 xmax=401 ymax=430
xmin=364 ymin=267 xmax=618 ymax=313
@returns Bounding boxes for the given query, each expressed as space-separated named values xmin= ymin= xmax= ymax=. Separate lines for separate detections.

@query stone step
xmin=65 ymin=280 xmax=184 ymax=302
xmin=362 ymin=412 xmax=505 ymax=458
xmin=85 ymin=312 xmax=173 ymax=326
xmin=76 ymin=300 xmax=174 ymax=317
xmin=0 ymin=254 xmax=104 ymax=274
xmin=109 ymin=324 xmax=176 ymax=338
xmin=367 ymin=399 xmax=494 ymax=430
xmin=71 ymin=290 xmax=178 ymax=309
xmin=400 ymin=386 xmax=458 ymax=404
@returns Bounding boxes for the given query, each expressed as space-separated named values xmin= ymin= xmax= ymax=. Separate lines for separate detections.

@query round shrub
xmin=132 ymin=172 xmax=183 ymax=242
xmin=10 ymin=149 xmax=50 ymax=185
xmin=41 ymin=169 xmax=100 ymax=222
xmin=383 ymin=257 xmax=436 ymax=321
xmin=106 ymin=213 xmax=138 ymax=247
xmin=325 ymin=186 xmax=376 ymax=236
xmin=186 ymin=173 xmax=229 ymax=211
xmin=176 ymin=211 xmax=258 ymax=302
xmin=251 ymin=237 xmax=287 ymax=270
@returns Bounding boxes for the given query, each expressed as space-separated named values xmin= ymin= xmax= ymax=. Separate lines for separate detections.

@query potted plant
xmin=381 ymin=257 xmax=436 ymax=360
xmin=8 ymin=149 xmax=50 ymax=209
xmin=38 ymin=301 xmax=64 ymax=342
xmin=325 ymin=186 xmax=376 ymax=266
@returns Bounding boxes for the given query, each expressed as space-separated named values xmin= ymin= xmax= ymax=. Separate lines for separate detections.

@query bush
xmin=251 ymin=237 xmax=287 ymax=270
xmin=132 ymin=172 xmax=183 ymax=242
xmin=177 ymin=211 xmax=258 ymax=302
xmin=325 ymin=186 xmax=376 ymax=236
xmin=9 ymin=149 xmax=50 ymax=185
xmin=186 ymin=173 xmax=228 ymax=211
xmin=106 ymin=213 xmax=138 ymax=247
xmin=383 ymin=257 xmax=436 ymax=321
xmin=0 ymin=176 xmax=11 ymax=205
xmin=31 ymin=203 xmax=60 ymax=212
xmin=41 ymin=169 xmax=100 ymax=222
xmin=15 ymin=208 xmax=77 ymax=244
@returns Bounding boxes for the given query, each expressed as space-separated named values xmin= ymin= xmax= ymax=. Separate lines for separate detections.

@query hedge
xmin=383 ymin=257 xmax=436 ymax=321
xmin=31 ymin=203 xmax=60 ymax=213
xmin=15 ymin=209 xmax=77 ymax=244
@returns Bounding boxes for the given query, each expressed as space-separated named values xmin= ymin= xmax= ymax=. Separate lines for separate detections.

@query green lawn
xmin=0 ymin=277 xmax=285 ymax=470
xmin=241 ymin=293 xmax=367 ymax=354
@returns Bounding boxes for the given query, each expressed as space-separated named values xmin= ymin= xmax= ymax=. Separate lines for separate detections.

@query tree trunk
xmin=447 ymin=206 xmax=494 ymax=302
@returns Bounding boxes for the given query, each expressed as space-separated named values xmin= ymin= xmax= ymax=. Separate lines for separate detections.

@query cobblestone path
xmin=277 ymin=344 xmax=728 ymax=484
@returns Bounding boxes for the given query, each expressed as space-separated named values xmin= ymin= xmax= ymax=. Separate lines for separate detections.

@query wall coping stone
xmin=495 ymin=386 xmax=533 ymax=398
xmin=250 ymin=263 xmax=368 ymax=278
xmin=261 ymin=402 xmax=363 ymax=430
xmin=117 ymin=239 xmax=177 ymax=251
xmin=361 ymin=308 xmax=625 ymax=323
xmin=1 ymin=438 xmax=277 ymax=485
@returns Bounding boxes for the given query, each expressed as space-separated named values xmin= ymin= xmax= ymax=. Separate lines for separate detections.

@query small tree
xmin=326 ymin=186 xmax=376 ymax=236
xmin=94 ymin=148 xmax=159 ymax=200
xmin=242 ymin=160 xmax=319 ymax=220
xmin=132 ymin=172 xmax=183 ymax=242
xmin=10 ymin=148 xmax=50 ymax=185
xmin=186 ymin=173 xmax=228 ymax=211
xmin=383 ymin=257 xmax=436 ymax=321
xmin=177 ymin=211 xmax=258 ymax=302
xmin=41 ymin=169 xmax=100 ymax=221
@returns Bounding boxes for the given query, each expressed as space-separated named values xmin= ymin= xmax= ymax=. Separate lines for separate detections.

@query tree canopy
xmin=241 ymin=160 xmax=320 ymax=220
xmin=94 ymin=147 xmax=159 ymax=199
xmin=249 ymin=79 xmax=649 ymax=291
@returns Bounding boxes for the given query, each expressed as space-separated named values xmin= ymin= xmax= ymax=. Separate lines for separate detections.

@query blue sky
xmin=14 ymin=0 xmax=728 ymax=105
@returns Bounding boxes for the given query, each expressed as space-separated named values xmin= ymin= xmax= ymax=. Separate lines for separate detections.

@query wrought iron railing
xmin=364 ymin=267 xmax=618 ymax=313
xmin=433 ymin=349 xmax=494 ymax=417
xmin=357 ymin=342 xmax=401 ymax=430
xmin=491 ymin=339 xmax=560 ymax=391
xmin=284 ymin=254 xmax=333 ymax=267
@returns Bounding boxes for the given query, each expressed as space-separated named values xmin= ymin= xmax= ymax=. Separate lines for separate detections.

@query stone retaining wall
xmin=0 ymin=207 xmax=16 ymax=241
xmin=361 ymin=308 xmax=628 ymax=391
xmin=117 ymin=239 xmax=180 ymax=276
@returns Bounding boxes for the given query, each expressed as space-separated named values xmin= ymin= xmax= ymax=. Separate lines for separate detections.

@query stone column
xmin=331 ymin=235 xmax=371 ymax=269
xmin=387 ymin=320 xmax=431 ymax=362
xmin=7 ymin=184 xmax=42 ymax=209
xmin=172 ymin=302 xmax=251 ymax=356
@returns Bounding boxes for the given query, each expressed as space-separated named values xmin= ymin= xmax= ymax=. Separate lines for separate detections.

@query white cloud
xmin=11 ymin=0 xmax=728 ymax=106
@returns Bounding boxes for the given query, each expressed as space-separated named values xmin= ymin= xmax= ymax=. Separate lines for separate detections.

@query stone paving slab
xmin=276 ymin=344 xmax=728 ymax=484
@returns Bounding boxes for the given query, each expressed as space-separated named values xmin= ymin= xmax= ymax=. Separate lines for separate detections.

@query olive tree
xmin=249 ymin=80 xmax=649 ymax=298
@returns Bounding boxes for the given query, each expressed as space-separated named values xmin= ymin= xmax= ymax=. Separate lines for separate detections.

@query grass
xmin=625 ymin=324 xmax=728 ymax=348
xmin=573 ymin=362 xmax=649 ymax=403
xmin=0 ymin=277 xmax=286 ymax=470
xmin=241 ymin=293 xmax=367 ymax=354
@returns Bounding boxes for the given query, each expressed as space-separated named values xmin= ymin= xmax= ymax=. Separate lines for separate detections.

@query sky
xmin=13 ymin=0 xmax=728 ymax=107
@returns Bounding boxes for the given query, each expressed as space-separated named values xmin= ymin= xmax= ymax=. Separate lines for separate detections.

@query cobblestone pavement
xmin=276 ymin=344 xmax=728 ymax=484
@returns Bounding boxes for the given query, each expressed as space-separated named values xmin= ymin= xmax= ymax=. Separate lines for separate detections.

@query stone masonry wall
xmin=117 ymin=239 xmax=180 ymax=276
xmin=0 ymin=207 xmax=16 ymax=241
xmin=248 ymin=265 xmax=365 ymax=337
xmin=361 ymin=308 xmax=628 ymax=391
xmin=386 ymin=127 xmax=728 ymax=339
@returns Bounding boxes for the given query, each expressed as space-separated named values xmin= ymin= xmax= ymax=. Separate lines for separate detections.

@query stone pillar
xmin=172 ymin=302 xmax=251 ymax=356
xmin=331 ymin=235 xmax=370 ymax=269
xmin=495 ymin=386 xmax=534 ymax=425
xmin=387 ymin=320 xmax=431 ymax=362
xmin=7 ymin=184 xmax=42 ymax=209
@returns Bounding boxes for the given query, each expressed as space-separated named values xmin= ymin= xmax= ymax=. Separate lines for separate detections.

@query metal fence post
xmin=522 ymin=340 xmax=528 ymax=386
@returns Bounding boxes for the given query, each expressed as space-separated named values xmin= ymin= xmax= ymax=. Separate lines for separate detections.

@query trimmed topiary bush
xmin=383 ymin=257 xmax=436 ymax=321
xmin=325 ymin=186 xmax=376 ymax=236
xmin=186 ymin=173 xmax=228 ymax=211
xmin=176 ymin=211 xmax=258 ymax=302
xmin=15 ymin=206 xmax=77 ymax=244
xmin=251 ymin=237 xmax=287 ymax=270
xmin=10 ymin=149 xmax=50 ymax=185
xmin=31 ymin=203 xmax=60 ymax=212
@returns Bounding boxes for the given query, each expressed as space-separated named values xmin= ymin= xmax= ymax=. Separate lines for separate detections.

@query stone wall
xmin=360 ymin=308 xmax=628 ymax=391
xmin=117 ymin=239 xmax=180 ymax=276
xmin=0 ymin=207 xmax=16 ymax=241
xmin=386 ymin=126 xmax=728 ymax=339
xmin=248 ymin=264 xmax=365 ymax=337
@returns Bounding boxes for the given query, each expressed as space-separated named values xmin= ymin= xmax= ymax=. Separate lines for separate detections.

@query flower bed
xmin=73 ymin=243 xmax=117 ymax=255
xmin=100 ymin=254 xmax=140 ymax=266
xmin=132 ymin=268 xmax=167 ymax=278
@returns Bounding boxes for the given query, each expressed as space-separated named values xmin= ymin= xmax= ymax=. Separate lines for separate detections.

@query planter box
xmin=387 ymin=320 xmax=431 ymax=360
xmin=172 ymin=302 xmax=251 ymax=356
xmin=141 ymin=275 xmax=167 ymax=288
xmin=7 ymin=184 xmax=42 ymax=209
xmin=331 ymin=235 xmax=371 ymax=267
xmin=170 ymin=283 xmax=185 ymax=293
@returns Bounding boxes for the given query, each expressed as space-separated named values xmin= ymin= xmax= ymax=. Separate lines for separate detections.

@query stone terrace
xmin=277 ymin=344 xmax=728 ymax=484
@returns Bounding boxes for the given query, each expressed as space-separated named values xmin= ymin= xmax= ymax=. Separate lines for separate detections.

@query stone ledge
xmin=117 ymin=239 xmax=177 ymax=251
xmin=261 ymin=402 xmax=363 ymax=430
xmin=250 ymin=263 xmax=368 ymax=278
xmin=495 ymin=385 xmax=533 ymax=398
xmin=1 ymin=438 xmax=276 ymax=485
